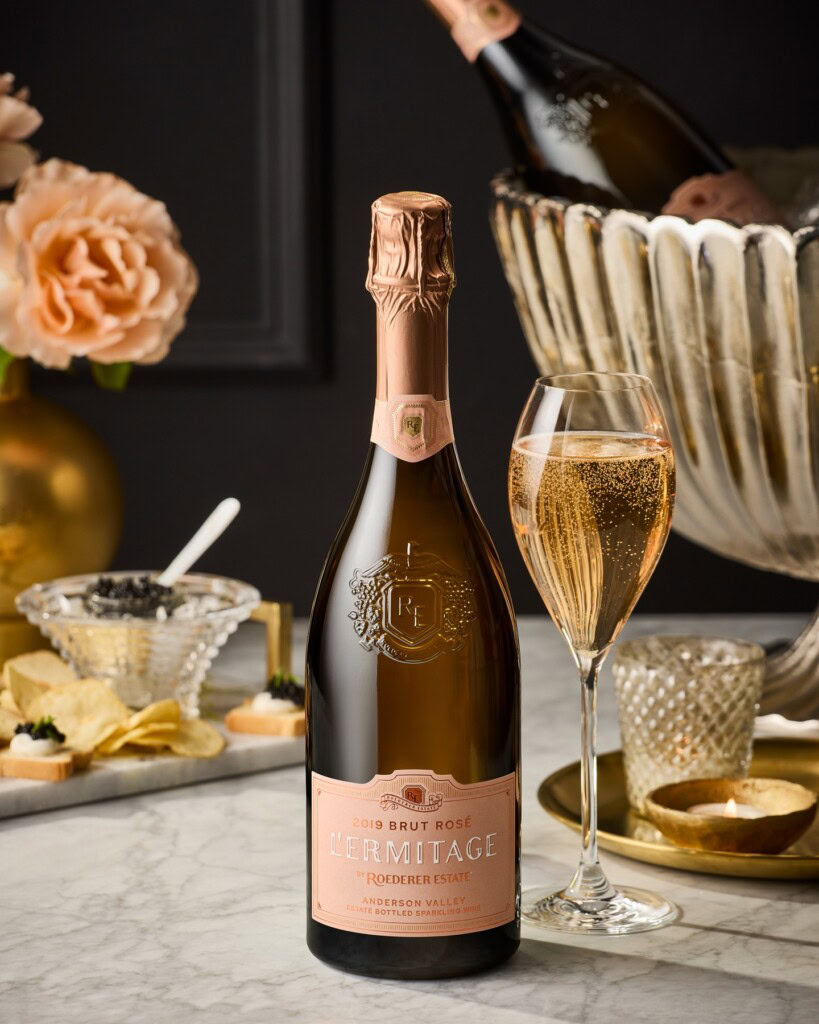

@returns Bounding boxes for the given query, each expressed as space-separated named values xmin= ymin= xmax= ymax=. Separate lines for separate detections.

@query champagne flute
xmin=509 ymin=372 xmax=678 ymax=934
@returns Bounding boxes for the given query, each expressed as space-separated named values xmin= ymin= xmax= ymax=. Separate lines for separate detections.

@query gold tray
xmin=538 ymin=739 xmax=819 ymax=879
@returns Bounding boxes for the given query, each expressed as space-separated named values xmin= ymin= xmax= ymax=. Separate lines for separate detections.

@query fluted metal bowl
xmin=491 ymin=164 xmax=819 ymax=718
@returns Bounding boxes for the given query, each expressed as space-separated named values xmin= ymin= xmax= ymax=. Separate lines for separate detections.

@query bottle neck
xmin=424 ymin=0 xmax=521 ymax=62
xmin=371 ymin=303 xmax=454 ymax=463
xmin=375 ymin=305 xmax=449 ymax=402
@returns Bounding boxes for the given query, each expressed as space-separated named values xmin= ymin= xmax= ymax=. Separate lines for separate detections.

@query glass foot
xmin=522 ymin=884 xmax=678 ymax=935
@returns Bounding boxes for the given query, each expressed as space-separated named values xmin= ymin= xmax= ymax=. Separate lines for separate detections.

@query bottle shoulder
xmin=477 ymin=17 xmax=730 ymax=203
xmin=316 ymin=444 xmax=507 ymax=583
xmin=307 ymin=443 xmax=518 ymax=660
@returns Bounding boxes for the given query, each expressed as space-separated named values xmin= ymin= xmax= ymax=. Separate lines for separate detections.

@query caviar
xmin=15 ymin=716 xmax=66 ymax=743
xmin=266 ymin=671 xmax=305 ymax=707
xmin=85 ymin=574 xmax=176 ymax=618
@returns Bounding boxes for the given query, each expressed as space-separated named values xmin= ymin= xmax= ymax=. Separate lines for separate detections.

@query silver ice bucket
xmin=491 ymin=153 xmax=819 ymax=718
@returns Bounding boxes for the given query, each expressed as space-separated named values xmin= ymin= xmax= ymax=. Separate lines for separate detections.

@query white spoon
xmin=156 ymin=498 xmax=241 ymax=588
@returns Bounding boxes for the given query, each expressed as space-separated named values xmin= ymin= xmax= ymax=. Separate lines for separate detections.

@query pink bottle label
xmin=371 ymin=394 xmax=454 ymax=462
xmin=311 ymin=770 xmax=517 ymax=937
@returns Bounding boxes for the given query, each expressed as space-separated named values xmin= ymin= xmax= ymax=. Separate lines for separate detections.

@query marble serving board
xmin=0 ymin=723 xmax=304 ymax=819
xmin=0 ymin=621 xmax=308 ymax=819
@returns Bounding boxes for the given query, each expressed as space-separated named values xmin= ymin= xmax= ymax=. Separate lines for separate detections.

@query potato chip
xmin=7 ymin=671 xmax=44 ymax=720
xmin=0 ymin=689 xmax=17 ymax=712
xmin=97 ymin=722 xmax=177 ymax=755
xmin=126 ymin=699 xmax=180 ymax=730
xmin=0 ymin=706 xmax=23 ymax=743
xmin=94 ymin=724 xmax=129 ymax=755
xmin=4 ymin=667 xmax=49 ymax=702
xmin=23 ymin=678 xmax=130 ymax=753
xmin=3 ymin=651 xmax=77 ymax=690
xmin=164 ymin=719 xmax=225 ymax=758
xmin=93 ymin=720 xmax=127 ymax=751
xmin=119 ymin=735 xmax=176 ymax=749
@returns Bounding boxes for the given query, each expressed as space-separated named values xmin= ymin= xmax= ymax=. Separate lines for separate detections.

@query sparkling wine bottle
xmin=306 ymin=192 xmax=521 ymax=980
xmin=423 ymin=0 xmax=781 ymax=222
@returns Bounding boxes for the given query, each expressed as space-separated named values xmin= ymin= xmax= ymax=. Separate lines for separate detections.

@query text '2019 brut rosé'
xmin=422 ymin=0 xmax=780 ymax=222
xmin=306 ymin=192 xmax=521 ymax=979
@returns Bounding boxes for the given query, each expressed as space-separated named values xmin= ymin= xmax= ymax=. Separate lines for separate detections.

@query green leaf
xmin=32 ymin=716 xmax=66 ymax=743
xmin=91 ymin=361 xmax=132 ymax=390
xmin=0 ymin=347 xmax=14 ymax=389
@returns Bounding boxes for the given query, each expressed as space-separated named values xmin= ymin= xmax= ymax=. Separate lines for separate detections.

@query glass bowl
xmin=16 ymin=571 xmax=260 ymax=717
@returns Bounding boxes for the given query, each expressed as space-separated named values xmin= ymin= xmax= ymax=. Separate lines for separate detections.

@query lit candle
xmin=686 ymin=797 xmax=766 ymax=819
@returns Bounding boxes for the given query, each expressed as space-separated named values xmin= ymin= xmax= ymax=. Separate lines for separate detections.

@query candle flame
xmin=724 ymin=797 xmax=738 ymax=818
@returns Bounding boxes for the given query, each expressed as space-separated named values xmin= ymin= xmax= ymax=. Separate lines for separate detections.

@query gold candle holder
xmin=645 ymin=778 xmax=817 ymax=854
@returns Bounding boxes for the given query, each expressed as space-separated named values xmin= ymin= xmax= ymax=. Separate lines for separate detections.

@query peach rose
xmin=0 ymin=73 xmax=42 ymax=188
xmin=0 ymin=159 xmax=197 ymax=368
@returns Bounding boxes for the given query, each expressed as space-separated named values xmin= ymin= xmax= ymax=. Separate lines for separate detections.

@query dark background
xmin=3 ymin=0 xmax=816 ymax=617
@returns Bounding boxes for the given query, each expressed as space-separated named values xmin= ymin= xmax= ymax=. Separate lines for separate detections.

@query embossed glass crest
xmin=349 ymin=545 xmax=477 ymax=663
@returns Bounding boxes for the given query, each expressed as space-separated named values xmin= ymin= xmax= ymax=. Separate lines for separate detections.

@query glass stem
xmin=563 ymin=651 xmax=617 ymax=907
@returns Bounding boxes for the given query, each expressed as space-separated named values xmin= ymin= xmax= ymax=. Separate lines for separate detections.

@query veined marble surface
xmin=1 ymin=614 xmax=817 ymax=1024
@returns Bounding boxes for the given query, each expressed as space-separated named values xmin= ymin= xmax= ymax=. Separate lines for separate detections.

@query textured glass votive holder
xmin=613 ymin=636 xmax=765 ymax=813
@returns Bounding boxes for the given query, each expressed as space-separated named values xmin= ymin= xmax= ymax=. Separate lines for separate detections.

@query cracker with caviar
xmin=0 ymin=715 xmax=93 ymax=781
xmin=225 ymin=671 xmax=305 ymax=737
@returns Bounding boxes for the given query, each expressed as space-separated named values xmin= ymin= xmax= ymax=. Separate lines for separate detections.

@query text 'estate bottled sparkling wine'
xmin=306 ymin=192 xmax=521 ymax=979
xmin=423 ymin=0 xmax=781 ymax=222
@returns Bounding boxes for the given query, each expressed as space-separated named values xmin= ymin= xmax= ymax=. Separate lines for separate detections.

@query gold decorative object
xmin=0 ymin=362 xmax=122 ymax=664
xmin=538 ymin=739 xmax=819 ymax=878
xmin=491 ymin=160 xmax=819 ymax=719
xmin=250 ymin=600 xmax=293 ymax=677
xmin=645 ymin=777 xmax=817 ymax=854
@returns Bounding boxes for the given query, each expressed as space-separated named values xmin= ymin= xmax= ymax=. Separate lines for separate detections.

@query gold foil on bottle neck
xmin=366 ymin=192 xmax=453 ymax=407
xmin=366 ymin=192 xmax=455 ymax=313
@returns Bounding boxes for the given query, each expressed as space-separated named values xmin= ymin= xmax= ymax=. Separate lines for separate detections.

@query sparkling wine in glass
xmin=509 ymin=372 xmax=678 ymax=933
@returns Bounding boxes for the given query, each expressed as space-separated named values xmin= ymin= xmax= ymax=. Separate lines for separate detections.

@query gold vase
xmin=0 ymin=360 xmax=123 ymax=663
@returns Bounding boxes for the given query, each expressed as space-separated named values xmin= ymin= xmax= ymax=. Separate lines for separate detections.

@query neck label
xmin=441 ymin=0 xmax=521 ymax=62
xmin=371 ymin=394 xmax=454 ymax=461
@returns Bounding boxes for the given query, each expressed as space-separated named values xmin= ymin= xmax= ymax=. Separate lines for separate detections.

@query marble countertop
xmin=2 ymin=614 xmax=817 ymax=1024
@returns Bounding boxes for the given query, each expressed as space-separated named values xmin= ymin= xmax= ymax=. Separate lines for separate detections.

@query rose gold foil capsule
xmin=366 ymin=191 xmax=455 ymax=299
